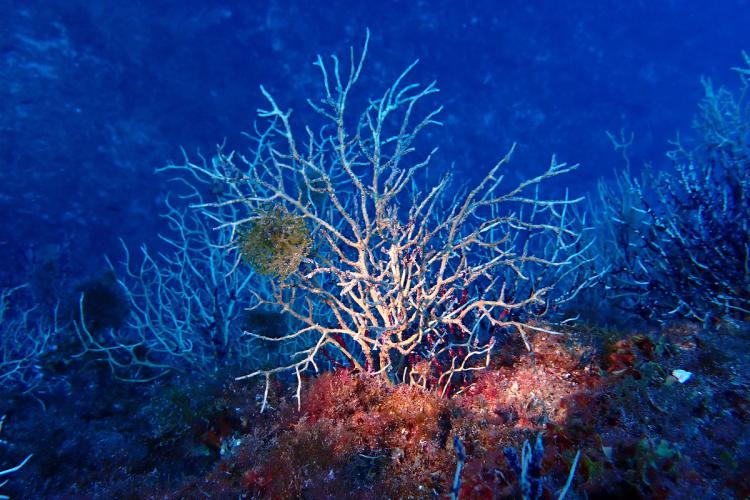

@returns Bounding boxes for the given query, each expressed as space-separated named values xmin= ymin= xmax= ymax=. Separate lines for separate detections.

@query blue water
xmin=3 ymin=0 xmax=748 ymax=279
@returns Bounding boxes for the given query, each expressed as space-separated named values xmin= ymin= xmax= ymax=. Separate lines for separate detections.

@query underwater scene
xmin=1 ymin=1 xmax=750 ymax=498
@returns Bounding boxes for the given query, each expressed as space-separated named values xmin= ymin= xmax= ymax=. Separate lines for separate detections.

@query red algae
xmin=163 ymin=325 xmax=750 ymax=499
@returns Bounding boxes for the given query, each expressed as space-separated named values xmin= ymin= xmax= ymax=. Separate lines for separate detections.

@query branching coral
xmin=74 ymin=185 xmax=265 ymax=381
xmin=597 ymin=52 xmax=750 ymax=324
xmin=176 ymin=31 xmax=592 ymax=408
xmin=0 ymin=416 xmax=32 ymax=500
xmin=0 ymin=285 xmax=62 ymax=394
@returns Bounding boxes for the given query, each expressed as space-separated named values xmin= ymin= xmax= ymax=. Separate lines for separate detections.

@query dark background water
xmin=2 ymin=0 xmax=749 ymax=288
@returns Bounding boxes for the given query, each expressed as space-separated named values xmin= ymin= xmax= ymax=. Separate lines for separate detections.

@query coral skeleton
xmin=597 ymin=53 xmax=750 ymax=324
xmin=0 ymin=285 xmax=62 ymax=394
xmin=0 ymin=416 xmax=32 ymax=500
xmin=177 ymin=31 xmax=593 ymax=409
xmin=74 ymin=186 xmax=263 ymax=381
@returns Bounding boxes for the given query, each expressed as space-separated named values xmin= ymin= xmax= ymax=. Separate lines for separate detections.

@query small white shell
xmin=672 ymin=369 xmax=692 ymax=383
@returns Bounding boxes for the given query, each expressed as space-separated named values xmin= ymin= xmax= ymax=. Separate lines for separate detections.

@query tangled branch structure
xmin=598 ymin=52 xmax=750 ymax=324
xmin=179 ymin=31 xmax=592 ymax=408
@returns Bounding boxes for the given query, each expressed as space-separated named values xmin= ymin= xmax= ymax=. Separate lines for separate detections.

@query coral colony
xmin=1 ymin=31 xmax=749 ymax=499
xmin=179 ymin=30 xmax=595 ymax=408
